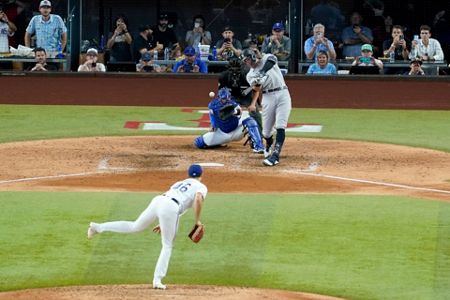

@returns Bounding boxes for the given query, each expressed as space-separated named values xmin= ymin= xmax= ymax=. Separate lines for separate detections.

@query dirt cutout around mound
xmin=0 ymin=136 xmax=450 ymax=300
xmin=0 ymin=284 xmax=346 ymax=300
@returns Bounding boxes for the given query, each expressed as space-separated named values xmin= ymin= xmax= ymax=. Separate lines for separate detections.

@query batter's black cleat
xmin=263 ymin=154 xmax=279 ymax=166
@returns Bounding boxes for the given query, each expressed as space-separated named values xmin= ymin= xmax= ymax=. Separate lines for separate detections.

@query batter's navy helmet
xmin=240 ymin=48 xmax=256 ymax=63
xmin=218 ymin=87 xmax=231 ymax=100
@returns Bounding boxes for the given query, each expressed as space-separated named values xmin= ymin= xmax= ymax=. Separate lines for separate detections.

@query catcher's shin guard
xmin=194 ymin=135 xmax=208 ymax=149
xmin=242 ymin=117 xmax=264 ymax=152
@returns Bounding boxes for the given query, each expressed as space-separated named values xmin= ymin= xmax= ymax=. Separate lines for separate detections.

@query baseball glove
xmin=188 ymin=224 xmax=204 ymax=243
xmin=218 ymin=104 xmax=235 ymax=120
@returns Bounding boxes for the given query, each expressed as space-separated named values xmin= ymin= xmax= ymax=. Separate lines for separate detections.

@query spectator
xmin=132 ymin=25 xmax=160 ymax=63
xmin=26 ymin=47 xmax=57 ymax=71
xmin=261 ymin=22 xmax=291 ymax=61
xmin=247 ymin=39 xmax=262 ymax=58
xmin=304 ymin=23 xmax=337 ymax=60
xmin=24 ymin=0 xmax=67 ymax=55
xmin=352 ymin=44 xmax=383 ymax=70
xmin=106 ymin=15 xmax=132 ymax=62
xmin=383 ymin=25 xmax=410 ymax=60
xmin=136 ymin=52 xmax=162 ymax=73
xmin=152 ymin=13 xmax=179 ymax=59
xmin=309 ymin=0 xmax=345 ymax=42
xmin=306 ymin=51 xmax=337 ymax=75
xmin=341 ymin=12 xmax=373 ymax=58
xmin=215 ymin=25 xmax=242 ymax=61
xmin=0 ymin=4 xmax=17 ymax=53
xmin=3 ymin=0 xmax=26 ymax=48
xmin=185 ymin=15 xmax=211 ymax=47
xmin=78 ymin=48 xmax=106 ymax=72
xmin=406 ymin=59 xmax=424 ymax=75
xmin=172 ymin=46 xmax=207 ymax=73
xmin=409 ymin=25 xmax=444 ymax=61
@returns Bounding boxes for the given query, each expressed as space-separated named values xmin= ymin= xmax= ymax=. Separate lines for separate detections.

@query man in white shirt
xmin=409 ymin=25 xmax=444 ymax=61
xmin=87 ymin=164 xmax=207 ymax=290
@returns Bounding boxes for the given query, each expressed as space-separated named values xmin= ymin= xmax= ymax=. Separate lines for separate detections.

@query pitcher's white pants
xmin=94 ymin=195 xmax=180 ymax=283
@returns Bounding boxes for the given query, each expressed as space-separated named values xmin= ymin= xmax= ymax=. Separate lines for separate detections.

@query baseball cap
xmin=86 ymin=48 xmax=98 ymax=55
xmin=39 ymin=0 xmax=52 ymax=7
xmin=141 ymin=52 xmax=152 ymax=61
xmin=188 ymin=164 xmax=203 ymax=178
xmin=410 ymin=59 xmax=423 ymax=65
xmin=272 ymin=22 xmax=284 ymax=31
xmin=184 ymin=46 xmax=196 ymax=56
xmin=361 ymin=44 xmax=373 ymax=52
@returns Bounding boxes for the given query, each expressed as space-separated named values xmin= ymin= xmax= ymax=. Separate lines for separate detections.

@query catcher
xmin=194 ymin=87 xmax=264 ymax=153
xmin=218 ymin=57 xmax=263 ymax=137
xmin=87 ymin=164 xmax=207 ymax=290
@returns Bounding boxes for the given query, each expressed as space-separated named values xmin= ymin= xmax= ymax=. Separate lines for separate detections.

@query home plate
xmin=196 ymin=162 xmax=224 ymax=167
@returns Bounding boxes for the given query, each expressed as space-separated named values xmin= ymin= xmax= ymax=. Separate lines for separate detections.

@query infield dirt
xmin=0 ymin=136 xmax=449 ymax=300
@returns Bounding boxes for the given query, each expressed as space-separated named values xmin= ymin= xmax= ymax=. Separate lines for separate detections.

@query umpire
xmin=218 ymin=57 xmax=263 ymax=132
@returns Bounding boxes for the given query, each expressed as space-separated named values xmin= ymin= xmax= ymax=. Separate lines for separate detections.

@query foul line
xmin=283 ymin=169 xmax=450 ymax=195
xmin=0 ymin=172 xmax=101 ymax=185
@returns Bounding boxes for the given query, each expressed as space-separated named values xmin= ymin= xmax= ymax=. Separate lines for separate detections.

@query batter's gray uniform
xmin=245 ymin=53 xmax=292 ymax=166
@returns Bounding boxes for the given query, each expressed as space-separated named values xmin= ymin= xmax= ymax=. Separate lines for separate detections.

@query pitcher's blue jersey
xmin=208 ymin=97 xmax=240 ymax=133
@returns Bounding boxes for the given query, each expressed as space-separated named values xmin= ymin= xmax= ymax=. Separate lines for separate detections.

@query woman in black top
xmin=106 ymin=15 xmax=133 ymax=62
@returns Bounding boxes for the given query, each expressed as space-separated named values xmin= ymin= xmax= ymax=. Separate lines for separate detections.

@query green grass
xmin=1 ymin=191 xmax=449 ymax=300
xmin=1 ymin=105 xmax=450 ymax=152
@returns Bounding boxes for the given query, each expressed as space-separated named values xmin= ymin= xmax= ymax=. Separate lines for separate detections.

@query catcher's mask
xmin=240 ymin=48 xmax=256 ymax=63
xmin=228 ymin=57 xmax=241 ymax=70
xmin=218 ymin=88 xmax=231 ymax=101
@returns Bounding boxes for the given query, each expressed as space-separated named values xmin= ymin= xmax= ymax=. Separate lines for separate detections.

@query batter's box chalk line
xmin=97 ymin=157 xmax=137 ymax=172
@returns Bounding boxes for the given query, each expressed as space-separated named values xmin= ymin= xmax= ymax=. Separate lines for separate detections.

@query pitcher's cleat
xmin=153 ymin=281 xmax=167 ymax=290
xmin=87 ymin=223 xmax=98 ymax=239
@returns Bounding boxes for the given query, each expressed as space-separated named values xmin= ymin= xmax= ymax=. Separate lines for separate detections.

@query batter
xmin=242 ymin=49 xmax=292 ymax=166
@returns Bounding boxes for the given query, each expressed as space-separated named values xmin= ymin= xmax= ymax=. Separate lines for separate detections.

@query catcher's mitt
xmin=188 ymin=224 xmax=204 ymax=243
xmin=218 ymin=104 xmax=235 ymax=120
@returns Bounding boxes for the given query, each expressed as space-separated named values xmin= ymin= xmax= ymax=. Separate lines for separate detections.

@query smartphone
xmin=224 ymin=38 xmax=231 ymax=43
xmin=399 ymin=35 xmax=404 ymax=40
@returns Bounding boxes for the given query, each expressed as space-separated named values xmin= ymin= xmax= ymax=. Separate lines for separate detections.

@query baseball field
xmin=0 ymin=104 xmax=449 ymax=300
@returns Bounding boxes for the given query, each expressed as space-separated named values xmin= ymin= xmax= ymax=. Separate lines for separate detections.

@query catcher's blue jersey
xmin=208 ymin=97 xmax=240 ymax=133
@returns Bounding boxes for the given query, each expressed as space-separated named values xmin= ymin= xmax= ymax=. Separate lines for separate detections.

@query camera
xmin=352 ymin=24 xmax=359 ymax=29
xmin=91 ymin=62 xmax=97 ymax=68
xmin=224 ymin=38 xmax=231 ymax=43
xmin=399 ymin=35 xmax=404 ymax=40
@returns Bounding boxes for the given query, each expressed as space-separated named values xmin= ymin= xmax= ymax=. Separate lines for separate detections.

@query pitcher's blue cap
xmin=188 ymin=164 xmax=203 ymax=177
